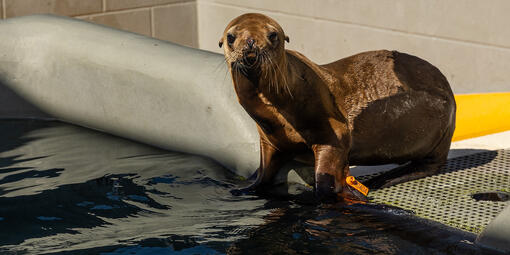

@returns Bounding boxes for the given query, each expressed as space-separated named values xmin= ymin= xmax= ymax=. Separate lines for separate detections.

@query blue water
xmin=0 ymin=120 xmax=494 ymax=254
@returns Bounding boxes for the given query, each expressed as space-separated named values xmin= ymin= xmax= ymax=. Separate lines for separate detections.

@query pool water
xmin=0 ymin=120 xmax=494 ymax=254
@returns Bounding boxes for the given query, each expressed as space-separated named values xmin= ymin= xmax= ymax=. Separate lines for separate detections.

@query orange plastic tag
xmin=346 ymin=176 xmax=369 ymax=196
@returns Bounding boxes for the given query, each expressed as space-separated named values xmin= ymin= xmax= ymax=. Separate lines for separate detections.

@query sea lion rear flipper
xmin=365 ymin=160 xmax=444 ymax=189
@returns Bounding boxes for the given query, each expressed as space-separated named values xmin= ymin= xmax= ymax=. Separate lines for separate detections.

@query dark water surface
xmin=0 ymin=120 xmax=493 ymax=254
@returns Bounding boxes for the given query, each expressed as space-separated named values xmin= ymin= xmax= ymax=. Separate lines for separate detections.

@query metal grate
xmin=360 ymin=150 xmax=510 ymax=233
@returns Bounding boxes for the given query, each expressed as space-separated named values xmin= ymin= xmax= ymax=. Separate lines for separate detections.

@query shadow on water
xmin=0 ymin=120 xmax=59 ymax=197
xmin=0 ymin=120 xmax=499 ymax=254
xmin=227 ymin=203 xmax=487 ymax=255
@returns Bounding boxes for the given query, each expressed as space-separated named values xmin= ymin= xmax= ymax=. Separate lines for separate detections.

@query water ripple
xmin=0 ymin=120 xmax=488 ymax=254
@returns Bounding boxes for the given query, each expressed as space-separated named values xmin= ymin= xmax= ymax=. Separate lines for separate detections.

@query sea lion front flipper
xmin=312 ymin=144 xmax=368 ymax=203
xmin=231 ymin=137 xmax=290 ymax=196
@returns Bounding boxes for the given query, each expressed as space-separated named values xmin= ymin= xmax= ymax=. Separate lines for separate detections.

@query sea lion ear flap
xmin=285 ymin=35 xmax=290 ymax=43
xmin=219 ymin=39 xmax=223 ymax=48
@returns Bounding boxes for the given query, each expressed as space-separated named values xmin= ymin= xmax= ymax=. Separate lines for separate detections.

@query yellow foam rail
xmin=452 ymin=92 xmax=510 ymax=141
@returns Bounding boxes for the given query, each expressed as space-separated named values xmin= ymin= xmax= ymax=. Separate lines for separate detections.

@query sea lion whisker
xmin=211 ymin=57 xmax=229 ymax=83
xmin=268 ymin=57 xmax=280 ymax=95
xmin=262 ymin=53 xmax=272 ymax=92
xmin=262 ymin=55 xmax=269 ymax=79
xmin=260 ymin=52 xmax=272 ymax=93
xmin=232 ymin=64 xmax=243 ymax=88
xmin=267 ymin=57 xmax=276 ymax=94
xmin=262 ymin=53 xmax=276 ymax=93
xmin=273 ymin=57 xmax=293 ymax=98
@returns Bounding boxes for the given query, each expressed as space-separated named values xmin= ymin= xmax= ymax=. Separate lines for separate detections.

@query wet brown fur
xmin=220 ymin=13 xmax=456 ymax=202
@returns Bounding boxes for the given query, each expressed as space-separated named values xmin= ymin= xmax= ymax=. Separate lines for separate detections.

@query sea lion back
xmin=323 ymin=50 xmax=456 ymax=165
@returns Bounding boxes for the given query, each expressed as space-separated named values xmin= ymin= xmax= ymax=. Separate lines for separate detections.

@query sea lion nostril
xmin=247 ymin=38 xmax=255 ymax=48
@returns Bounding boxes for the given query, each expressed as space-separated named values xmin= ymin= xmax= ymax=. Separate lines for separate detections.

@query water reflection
xmin=0 ymin=120 xmax=493 ymax=254
xmin=0 ymin=120 xmax=267 ymax=254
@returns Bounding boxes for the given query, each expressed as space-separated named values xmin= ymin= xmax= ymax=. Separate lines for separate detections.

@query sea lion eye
xmin=227 ymin=34 xmax=236 ymax=45
xmin=268 ymin=32 xmax=278 ymax=41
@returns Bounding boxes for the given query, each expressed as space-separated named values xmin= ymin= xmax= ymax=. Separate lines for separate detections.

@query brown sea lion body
xmin=220 ymin=13 xmax=456 ymax=202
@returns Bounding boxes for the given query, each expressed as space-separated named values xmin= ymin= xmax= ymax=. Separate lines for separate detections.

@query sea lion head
xmin=219 ymin=13 xmax=289 ymax=74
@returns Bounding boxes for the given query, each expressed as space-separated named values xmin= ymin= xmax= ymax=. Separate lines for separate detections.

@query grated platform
xmin=361 ymin=150 xmax=510 ymax=233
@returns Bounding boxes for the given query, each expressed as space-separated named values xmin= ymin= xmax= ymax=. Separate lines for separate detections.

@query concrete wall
xmin=2 ymin=0 xmax=509 ymax=93
xmin=0 ymin=0 xmax=198 ymax=48
xmin=196 ymin=0 xmax=510 ymax=94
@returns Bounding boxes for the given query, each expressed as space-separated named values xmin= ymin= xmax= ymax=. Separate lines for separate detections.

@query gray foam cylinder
xmin=0 ymin=15 xmax=259 ymax=177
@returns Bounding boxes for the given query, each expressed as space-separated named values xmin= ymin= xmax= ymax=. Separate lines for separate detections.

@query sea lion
xmin=219 ymin=13 xmax=456 ymax=202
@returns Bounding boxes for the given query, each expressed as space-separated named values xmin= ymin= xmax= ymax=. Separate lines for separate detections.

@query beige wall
xmin=1 ymin=0 xmax=198 ymax=48
xmin=2 ymin=0 xmax=509 ymax=93
xmin=197 ymin=0 xmax=510 ymax=93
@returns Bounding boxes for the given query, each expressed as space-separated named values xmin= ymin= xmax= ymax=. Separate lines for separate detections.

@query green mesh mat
xmin=360 ymin=150 xmax=510 ymax=233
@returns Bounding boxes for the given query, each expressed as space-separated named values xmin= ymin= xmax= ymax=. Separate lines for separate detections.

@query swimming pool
xmin=0 ymin=120 xmax=493 ymax=254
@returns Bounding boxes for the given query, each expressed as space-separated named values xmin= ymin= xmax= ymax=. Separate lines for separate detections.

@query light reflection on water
xmin=0 ymin=120 xmax=490 ymax=254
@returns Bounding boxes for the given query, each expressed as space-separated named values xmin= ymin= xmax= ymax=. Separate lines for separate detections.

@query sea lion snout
xmin=242 ymin=42 xmax=260 ymax=67
xmin=244 ymin=50 xmax=257 ymax=58
xmin=242 ymin=38 xmax=259 ymax=58
xmin=243 ymin=52 xmax=258 ymax=67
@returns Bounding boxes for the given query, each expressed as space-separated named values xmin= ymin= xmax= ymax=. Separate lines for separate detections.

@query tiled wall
xmin=2 ymin=0 xmax=509 ymax=93
xmin=197 ymin=0 xmax=510 ymax=93
xmin=0 ymin=0 xmax=198 ymax=48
